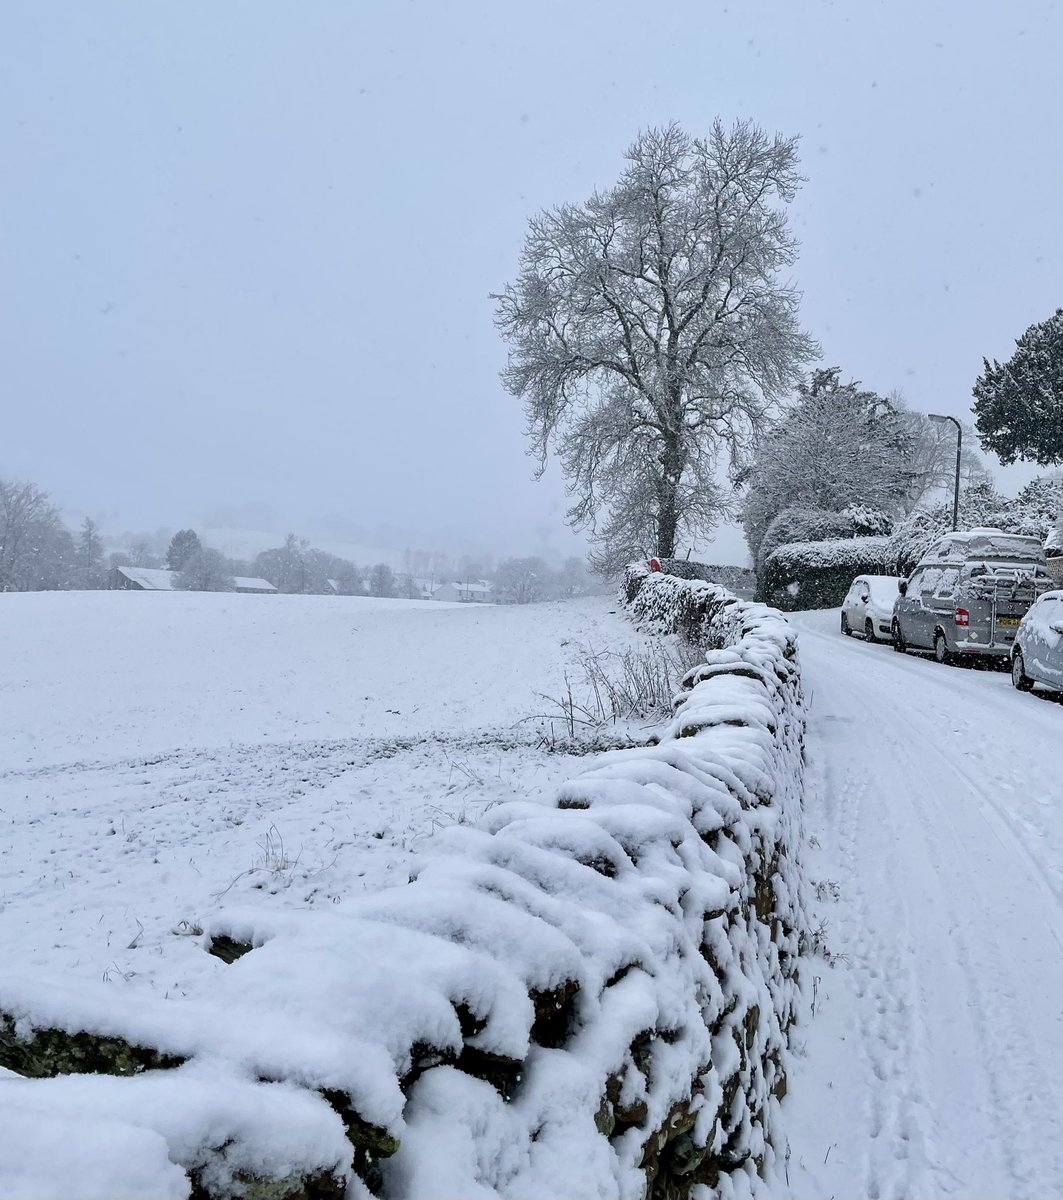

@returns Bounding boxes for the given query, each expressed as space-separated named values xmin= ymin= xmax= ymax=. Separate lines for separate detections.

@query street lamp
xmin=928 ymin=413 xmax=962 ymax=531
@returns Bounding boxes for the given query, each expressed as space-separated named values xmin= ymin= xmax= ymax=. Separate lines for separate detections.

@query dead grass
xmin=536 ymin=637 xmax=702 ymax=738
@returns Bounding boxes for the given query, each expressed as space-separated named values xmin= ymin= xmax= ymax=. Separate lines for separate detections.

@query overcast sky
xmin=2 ymin=0 xmax=1061 ymax=564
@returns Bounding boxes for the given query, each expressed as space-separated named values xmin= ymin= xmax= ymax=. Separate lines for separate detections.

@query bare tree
xmin=494 ymin=556 xmax=547 ymax=604
xmin=369 ymin=562 xmax=396 ymax=597
xmin=173 ymin=547 xmax=235 ymax=592
xmin=495 ymin=120 xmax=817 ymax=568
xmin=128 ymin=538 xmax=154 ymax=567
xmin=0 ymin=479 xmax=69 ymax=591
xmin=254 ymin=534 xmax=309 ymax=593
xmin=894 ymin=407 xmax=990 ymax=514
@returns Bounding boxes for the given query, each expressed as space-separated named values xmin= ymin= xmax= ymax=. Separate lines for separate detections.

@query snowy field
xmin=0 ymin=591 xmax=654 ymax=1002
xmin=781 ymin=609 xmax=1063 ymax=1200
xmin=6 ymin=590 xmax=1063 ymax=1198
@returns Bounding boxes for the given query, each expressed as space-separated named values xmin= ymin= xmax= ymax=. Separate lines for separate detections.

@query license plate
xmin=997 ymin=616 xmax=1021 ymax=627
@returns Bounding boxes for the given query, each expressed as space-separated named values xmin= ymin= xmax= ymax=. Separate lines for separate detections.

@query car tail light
xmin=955 ymin=609 xmax=970 ymax=627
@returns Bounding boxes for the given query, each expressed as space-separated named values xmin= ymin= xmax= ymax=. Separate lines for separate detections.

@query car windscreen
xmin=865 ymin=578 xmax=900 ymax=605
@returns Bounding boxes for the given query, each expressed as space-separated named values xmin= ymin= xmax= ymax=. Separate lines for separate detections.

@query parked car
xmin=1011 ymin=590 xmax=1063 ymax=695
xmin=892 ymin=528 xmax=1053 ymax=665
xmin=840 ymin=574 xmax=900 ymax=642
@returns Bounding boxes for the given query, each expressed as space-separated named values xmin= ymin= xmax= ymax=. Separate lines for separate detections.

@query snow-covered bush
xmin=1006 ymin=475 xmax=1063 ymax=542
xmin=760 ymin=536 xmax=891 ymax=611
xmin=0 ymin=570 xmax=806 ymax=1200
xmin=886 ymin=478 xmax=1063 ymax=575
xmin=754 ymin=505 xmax=892 ymax=581
xmin=755 ymin=507 xmax=855 ymax=574
xmin=841 ymin=504 xmax=893 ymax=537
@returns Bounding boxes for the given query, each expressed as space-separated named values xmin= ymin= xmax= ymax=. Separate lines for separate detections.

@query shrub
xmin=761 ymin=536 xmax=891 ymax=611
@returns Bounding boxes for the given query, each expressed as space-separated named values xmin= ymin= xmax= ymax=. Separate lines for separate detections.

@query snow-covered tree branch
xmin=495 ymin=121 xmax=818 ymax=571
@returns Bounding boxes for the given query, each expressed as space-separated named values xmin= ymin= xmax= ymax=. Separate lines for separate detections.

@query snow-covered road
xmin=780 ymin=609 xmax=1063 ymax=1200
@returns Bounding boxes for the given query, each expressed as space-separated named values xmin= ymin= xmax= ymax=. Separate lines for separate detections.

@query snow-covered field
xmin=6 ymin=589 xmax=1063 ymax=1198
xmin=779 ymin=609 xmax=1063 ymax=1200
xmin=0 ymin=591 xmax=652 ymax=1002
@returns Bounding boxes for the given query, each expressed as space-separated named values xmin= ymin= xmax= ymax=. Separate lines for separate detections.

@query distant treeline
xmin=0 ymin=476 xmax=607 ymax=602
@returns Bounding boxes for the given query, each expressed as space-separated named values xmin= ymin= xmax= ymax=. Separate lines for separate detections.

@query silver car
xmin=892 ymin=529 xmax=1053 ymax=665
xmin=1011 ymin=590 xmax=1063 ymax=696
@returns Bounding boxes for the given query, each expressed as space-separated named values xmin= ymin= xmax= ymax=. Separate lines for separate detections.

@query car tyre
xmin=865 ymin=618 xmax=877 ymax=643
xmin=933 ymin=631 xmax=953 ymax=666
xmin=1011 ymin=650 xmax=1035 ymax=692
xmin=841 ymin=612 xmax=852 ymax=636
xmin=892 ymin=620 xmax=907 ymax=653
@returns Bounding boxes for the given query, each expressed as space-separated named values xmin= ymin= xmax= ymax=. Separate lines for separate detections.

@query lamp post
xmin=928 ymin=413 xmax=962 ymax=531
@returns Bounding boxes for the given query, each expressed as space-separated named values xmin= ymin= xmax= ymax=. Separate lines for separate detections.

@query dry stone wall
xmin=0 ymin=566 xmax=806 ymax=1200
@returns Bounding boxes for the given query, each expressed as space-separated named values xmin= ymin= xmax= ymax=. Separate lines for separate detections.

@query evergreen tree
xmin=973 ymin=309 xmax=1063 ymax=465
xmin=167 ymin=529 xmax=202 ymax=571
xmin=77 ymin=517 xmax=106 ymax=588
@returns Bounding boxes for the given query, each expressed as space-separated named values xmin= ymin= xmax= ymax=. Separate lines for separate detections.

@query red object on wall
xmin=649 ymin=557 xmax=663 ymax=572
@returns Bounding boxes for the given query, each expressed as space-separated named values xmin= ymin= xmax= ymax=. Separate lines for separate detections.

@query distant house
xmin=110 ymin=566 xmax=176 ymax=591
xmin=109 ymin=566 xmax=276 ymax=594
xmin=431 ymin=579 xmax=492 ymax=603
xmin=232 ymin=576 xmax=277 ymax=594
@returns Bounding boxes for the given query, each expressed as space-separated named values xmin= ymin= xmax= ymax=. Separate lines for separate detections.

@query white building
xmin=431 ymin=579 xmax=492 ymax=603
xmin=110 ymin=566 xmax=277 ymax=594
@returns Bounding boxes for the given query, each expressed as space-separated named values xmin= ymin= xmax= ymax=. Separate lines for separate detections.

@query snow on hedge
xmin=755 ymin=536 xmax=891 ymax=611
xmin=0 ymin=573 xmax=806 ymax=1200
xmin=764 ymin=535 xmax=890 ymax=575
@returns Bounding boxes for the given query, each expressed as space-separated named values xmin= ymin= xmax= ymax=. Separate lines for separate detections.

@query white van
xmin=892 ymin=529 xmax=1053 ymax=664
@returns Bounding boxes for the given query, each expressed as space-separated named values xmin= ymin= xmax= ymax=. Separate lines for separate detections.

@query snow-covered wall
xmin=0 ymin=571 xmax=806 ymax=1200
xmin=641 ymin=557 xmax=756 ymax=598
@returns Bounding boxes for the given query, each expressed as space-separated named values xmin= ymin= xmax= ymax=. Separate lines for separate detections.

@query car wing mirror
xmin=898 ymin=579 xmax=908 ymax=596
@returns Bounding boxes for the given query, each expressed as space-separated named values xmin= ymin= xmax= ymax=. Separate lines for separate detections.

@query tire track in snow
xmin=787 ymin=614 xmax=1063 ymax=1199
xmin=819 ymin=719 xmax=951 ymax=1200
xmin=874 ymin=699 xmax=1063 ymax=1198
xmin=801 ymin=622 xmax=1063 ymax=911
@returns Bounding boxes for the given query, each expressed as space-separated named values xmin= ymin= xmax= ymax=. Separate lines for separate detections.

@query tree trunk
xmin=656 ymin=442 xmax=682 ymax=559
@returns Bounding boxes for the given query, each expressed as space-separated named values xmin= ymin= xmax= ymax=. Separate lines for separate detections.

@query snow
xmin=10 ymin=569 xmax=1062 ymax=1199
xmin=0 ymin=590 xmax=635 ymax=768
xmin=114 ymin=564 xmax=177 ymax=589
xmin=765 ymin=534 xmax=890 ymax=573
xmin=0 ymin=1065 xmax=352 ymax=1198
xmin=0 ymin=1106 xmax=190 ymax=1200
xmin=859 ymin=574 xmax=901 ymax=624
xmin=772 ymin=608 xmax=1063 ymax=1200
xmin=113 ymin=565 xmax=277 ymax=591
xmin=923 ymin=528 xmax=1046 ymax=564
xmin=232 ymin=575 xmax=276 ymax=591
xmin=0 ymin=591 xmax=668 ymax=996
xmin=1 ymin=579 xmax=805 ymax=1198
